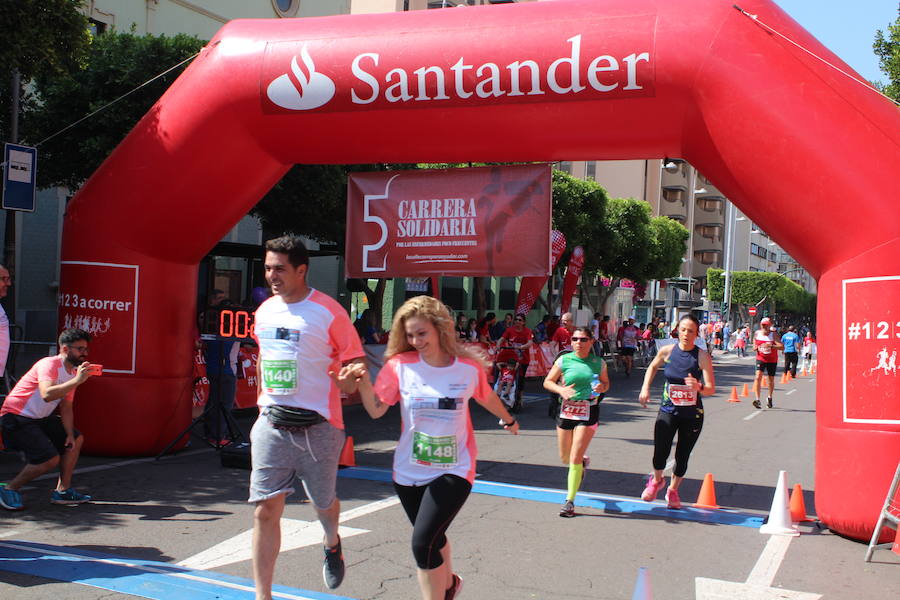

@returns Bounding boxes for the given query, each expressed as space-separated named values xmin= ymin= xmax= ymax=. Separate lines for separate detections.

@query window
xmin=441 ymin=277 xmax=467 ymax=311
xmin=662 ymin=188 xmax=684 ymax=204
xmin=498 ymin=277 xmax=517 ymax=310
xmin=585 ymin=161 xmax=596 ymax=180
xmin=697 ymin=197 xmax=723 ymax=213
xmin=470 ymin=285 xmax=495 ymax=310
xmin=768 ymin=250 xmax=777 ymax=261
xmin=558 ymin=161 xmax=572 ymax=174
xmin=749 ymin=266 xmax=763 ymax=272
xmin=88 ymin=19 xmax=107 ymax=36
xmin=272 ymin=0 xmax=299 ymax=17
xmin=693 ymin=250 xmax=721 ymax=266
xmin=695 ymin=224 xmax=722 ymax=243
xmin=750 ymin=243 xmax=768 ymax=258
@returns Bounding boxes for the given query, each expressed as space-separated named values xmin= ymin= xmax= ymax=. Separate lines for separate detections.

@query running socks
xmin=566 ymin=463 xmax=584 ymax=501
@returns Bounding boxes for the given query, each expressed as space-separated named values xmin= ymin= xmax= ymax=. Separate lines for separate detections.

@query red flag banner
xmin=514 ymin=230 xmax=566 ymax=316
xmin=345 ymin=164 xmax=551 ymax=278
xmin=560 ymin=246 xmax=585 ymax=313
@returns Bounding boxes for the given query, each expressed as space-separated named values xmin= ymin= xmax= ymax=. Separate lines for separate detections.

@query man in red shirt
xmin=0 ymin=328 xmax=97 ymax=511
xmin=753 ymin=317 xmax=783 ymax=409
xmin=552 ymin=312 xmax=575 ymax=354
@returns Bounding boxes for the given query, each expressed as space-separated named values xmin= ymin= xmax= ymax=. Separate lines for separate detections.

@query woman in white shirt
xmin=339 ymin=296 xmax=518 ymax=600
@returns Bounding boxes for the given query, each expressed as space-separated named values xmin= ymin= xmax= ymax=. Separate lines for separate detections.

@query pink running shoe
xmin=665 ymin=488 xmax=682 ymax=509
xmin=640 ymin=476 xmax=666 ymax=502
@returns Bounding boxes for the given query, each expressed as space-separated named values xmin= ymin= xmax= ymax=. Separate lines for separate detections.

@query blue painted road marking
xmin=0 ymin=540 xmax=354 ymax=600
xmin=338 ymin=467 xmax=765 ymax=529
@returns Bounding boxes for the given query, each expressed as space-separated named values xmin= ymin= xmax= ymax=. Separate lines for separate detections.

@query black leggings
xmin=652 ymin=410 xmax=704 ymax=478
xmin=394 ymin=474 xmax=472 ymax=569
xmin=784 ymin=352 xmax=799 ymax=377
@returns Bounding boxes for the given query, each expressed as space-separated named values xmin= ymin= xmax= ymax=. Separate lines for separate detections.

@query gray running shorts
xmin=248 ymin=414 xmax=345 ymax=509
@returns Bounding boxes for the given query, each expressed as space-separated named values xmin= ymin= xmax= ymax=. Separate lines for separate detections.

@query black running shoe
xmin=322 ymin=537 xmax=345 ymax=589
xmin=753 ymin=399 xmax=761 ymax=409
xmin=767 ymin=397 xmax=773 ymax=409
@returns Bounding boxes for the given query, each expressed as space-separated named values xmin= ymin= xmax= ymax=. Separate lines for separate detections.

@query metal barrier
xmin=865 ymin=461 xmax=900 ymax=562
xmin=1 ymin=339 xmax=58 ymax=399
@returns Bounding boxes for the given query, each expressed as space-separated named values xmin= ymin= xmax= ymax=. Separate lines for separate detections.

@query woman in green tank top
xmin=543 ymin=326 xmax=610 ymax=517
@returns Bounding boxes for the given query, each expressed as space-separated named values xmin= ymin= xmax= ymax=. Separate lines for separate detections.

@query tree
xmin=548 ymin=171 xmax=688 ymax=313
xmin=0 ymin=0 xmax=91 ymax=142
xmin=586 ymin=198 xmax=688 ymax=312
xmin=25 ymin=30 xmax=206 ymax=189
xmin=706 ymin=268 xmax=816 ymax=322
xmin=873 ymin=7 xmax=900 ymax=101
xmin=646 ymin=215 xmax=690 ymax=281
xmin=253 ymin=163 xmax=415 ymax=327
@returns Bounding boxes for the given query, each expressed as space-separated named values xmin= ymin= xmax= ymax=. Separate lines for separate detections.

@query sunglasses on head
xmin=570 ymin=336 xmax=591 ymax=342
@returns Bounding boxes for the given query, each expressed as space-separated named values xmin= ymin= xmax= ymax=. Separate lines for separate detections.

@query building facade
xmin=559 ymin=158 xmax=816 ymax=323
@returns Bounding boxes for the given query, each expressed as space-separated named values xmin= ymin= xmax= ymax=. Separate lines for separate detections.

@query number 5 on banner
xmin=362 ymin=174 xmax=399 ymax=272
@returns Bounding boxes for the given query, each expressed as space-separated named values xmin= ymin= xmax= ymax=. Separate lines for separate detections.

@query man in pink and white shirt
xmin=250 ymin=235 xmax=364 ymax=596
xmin=0 ymin=328 xmax=97 ymax=511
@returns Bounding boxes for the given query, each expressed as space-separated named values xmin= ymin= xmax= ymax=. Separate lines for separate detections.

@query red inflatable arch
xmin=60 ymin=0 xmax=899 ymax=541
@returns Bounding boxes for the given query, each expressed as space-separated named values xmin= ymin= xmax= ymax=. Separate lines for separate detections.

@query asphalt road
xmin=1 ymin=352 xmax=897 ymax=599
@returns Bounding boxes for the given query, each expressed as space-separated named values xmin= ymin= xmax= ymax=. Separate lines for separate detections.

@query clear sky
xmin=772 ymin=1 xmax=898 ymax=84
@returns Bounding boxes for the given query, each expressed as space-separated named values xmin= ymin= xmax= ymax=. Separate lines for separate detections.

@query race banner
xmin=843 ymin=276 xmax=900 ymax=424
xmin=514 ymin=229 xmax=566 ymax=316
xmin=560 ymin=245 xmax=585 ymax=313
xmin=345 ymin=164 xmax=551 ymax=278
xmin=58 ymin=261 xmax=139 ymax=374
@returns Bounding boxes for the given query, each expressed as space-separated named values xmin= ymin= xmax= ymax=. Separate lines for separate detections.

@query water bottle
xmin=591 ymin=373 xmax=600 ymax=399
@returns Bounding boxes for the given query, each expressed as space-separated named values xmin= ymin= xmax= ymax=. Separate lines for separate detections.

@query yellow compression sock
xmin=566 ymin=463 xmax=584 ymax=501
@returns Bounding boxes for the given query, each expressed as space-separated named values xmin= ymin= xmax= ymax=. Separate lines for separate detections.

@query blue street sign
xmin=3 ymin=143 xmax=37 ymax=212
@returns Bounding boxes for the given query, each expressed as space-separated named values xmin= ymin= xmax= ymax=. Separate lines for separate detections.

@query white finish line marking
xmin=743 ymin=411 xmax=764 ymax=421
xmin=786 ymin=389 xmax=796 ymax=395
xmin=179 ymin=496 xmax=401 ymax=570
xmin=695 ymin=535 xmax=822 ymax=599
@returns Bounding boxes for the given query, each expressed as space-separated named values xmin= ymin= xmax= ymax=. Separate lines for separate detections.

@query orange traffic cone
xmin=811 ymin=363 xmax=817 ymax=374
xmin=787 ymin=371 xmax=794 ymax=381
xmin=761 ymin=376 xmax=768 ymax=388
xmin=741 ymin=383 xmax=750 ymax=397
xmin=892 ymin=527 xmax=900 ymax=556
xmin=694 ymin=473 xmax=720 ymax=509
xmin=789 ymin=483 xmax=814 ymax=522
xmin=799 ymin=367 xmax=807 ymax=377
xmin=728 ymin=386 xmax=740 ymax=402
xmin=780 ymin=372 xmax=788 ymax=384
xmin=338 ymin=435 xmax=356 ymax=468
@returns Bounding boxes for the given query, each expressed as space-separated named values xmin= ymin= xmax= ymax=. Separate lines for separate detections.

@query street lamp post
xmin=722 ymin=204 xmax=745 ymax=325
xmin=648 ymin=158 xmax=680 ymax=322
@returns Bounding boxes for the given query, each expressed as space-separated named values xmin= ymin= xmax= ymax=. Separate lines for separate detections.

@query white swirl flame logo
xmin=266 ymin=45 xmax=335 ymax=110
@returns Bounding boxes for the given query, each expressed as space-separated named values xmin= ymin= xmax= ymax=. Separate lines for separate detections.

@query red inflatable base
xmin=75 ymin=376 xmax=192 ymax=456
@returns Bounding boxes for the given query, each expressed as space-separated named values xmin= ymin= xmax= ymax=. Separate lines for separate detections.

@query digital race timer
xmin=218 ymin=309 xmax=254 ymax=339
xmin=200 ymin=307 xmax=255 ymax=340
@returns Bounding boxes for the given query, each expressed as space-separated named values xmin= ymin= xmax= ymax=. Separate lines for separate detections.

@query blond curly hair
xmin=385 ymin=296 xmax=489 ymax=367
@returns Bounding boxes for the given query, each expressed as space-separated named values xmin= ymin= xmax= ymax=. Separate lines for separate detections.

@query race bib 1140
xmin=261 ymin=359 xmax=298 ymax=395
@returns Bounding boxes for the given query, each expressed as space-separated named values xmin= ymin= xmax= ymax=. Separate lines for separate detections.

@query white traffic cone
xmin=759 ymin=470 xmax=800 ymax=536
xmin=631 ymin=567 xmax=652 ymax=600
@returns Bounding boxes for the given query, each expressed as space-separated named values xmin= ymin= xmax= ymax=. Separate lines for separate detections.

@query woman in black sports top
xmin=638 ymin=314 xmax=715 ymax=509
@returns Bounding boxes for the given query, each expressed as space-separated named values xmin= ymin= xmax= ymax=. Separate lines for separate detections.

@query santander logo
xmin=266 ymin=45 xmax=335 ymax=110
xmin=263 ymin=31 xmax=653 ymax=113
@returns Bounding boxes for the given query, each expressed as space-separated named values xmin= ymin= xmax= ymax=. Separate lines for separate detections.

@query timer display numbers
xmin=200 ymin=307 xmax=255 ymax=340
xmin=219 ymin=309 xmax=254 ymax=339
